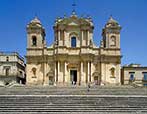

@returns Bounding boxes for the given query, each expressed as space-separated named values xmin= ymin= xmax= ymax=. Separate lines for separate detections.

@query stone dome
xmin=27 ymin=16 xmax=43 ymax=28
xmin=105 ymin=16 xmax=120 ymax=28
xmin=107 ymin=16 xmax=118 ymax=24
xmin=30 ymin=17 xmax=41 ymax=24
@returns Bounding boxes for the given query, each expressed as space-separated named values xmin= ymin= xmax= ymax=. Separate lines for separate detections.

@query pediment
xmin=68 ymin=22 xmax=79 ymax=26
xmin=55 ymin=16 xmax=92 ymax=27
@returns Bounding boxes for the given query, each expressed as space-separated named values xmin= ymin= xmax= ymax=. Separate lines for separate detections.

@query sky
xmin=0 ymin=0 xmax=147 ymax=66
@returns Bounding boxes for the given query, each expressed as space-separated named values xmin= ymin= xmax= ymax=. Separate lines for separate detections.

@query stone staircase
xmin=0 ymin=95 xmax=147 ymax=114
xmin=0 ymin=86 xmax=147 ymax=113
xmin=0 ymin=85 xmax=147 ymax=95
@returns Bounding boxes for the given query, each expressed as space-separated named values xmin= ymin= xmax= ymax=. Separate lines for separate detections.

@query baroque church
xmin=26 ymin=11 xmax=122 ymax=86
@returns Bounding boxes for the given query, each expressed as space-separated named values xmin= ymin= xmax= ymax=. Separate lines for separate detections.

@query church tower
xmin=102 ymin=16 xmax=121 ymax=49
xmin=26 ymin=17 xmax=47 ymax=85
xmin=99 ymin=16 xmax=122 ymax=85
xmin=26 ymin=17 xmax=46 ymax=49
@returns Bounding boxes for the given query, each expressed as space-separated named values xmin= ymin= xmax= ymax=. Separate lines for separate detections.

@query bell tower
xmin=26 ymin=17 xmax=46 ymax=49
xmin=26 ymin=17 xmax=46 ymax=85
xmin=102 ymin=16 xmax=121 ymax=49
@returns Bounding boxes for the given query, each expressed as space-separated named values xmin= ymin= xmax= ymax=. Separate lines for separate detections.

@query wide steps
xmin=0 ymin=86 xmax=147 ymax=96
xmin=0 ymin=106 xmax=147 ymax=112
xmin=0 ymin=96 xmax=147 ymax=113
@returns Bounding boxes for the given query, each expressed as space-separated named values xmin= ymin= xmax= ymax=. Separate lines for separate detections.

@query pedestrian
xmin=87 ymin=83 xmax=90 ymax=92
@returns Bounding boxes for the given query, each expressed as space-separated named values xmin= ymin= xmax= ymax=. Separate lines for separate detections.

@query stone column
xmin=87 ymin=30 xmax=89 ymax=46
xmin=81 ymin=30 xmax=83 ymax=46
xmin=64 ymin=61 xmax=67 ymax=83
xmin=43 ymin=62 xmax=48 ymax=85
xmin=57 ymin=61 xmax=60 ymax=83
xmin=58 ymin=30 xmax=61 ymax=41
xmin=89 ymin=62 xmax=91 ymax=82
xmin=87 ymin=61 xmax=90 ymax=83
xmin=81 ymin=61 xmax=84 ymax=84
xmin=63 ymin=30 xmax=65 ymax=46
xmin=54 ymin=61 xmax=57 ymax=85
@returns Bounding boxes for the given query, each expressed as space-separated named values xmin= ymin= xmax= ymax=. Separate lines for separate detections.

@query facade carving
xmin=26 ymin=12 xmax=122 ymax=86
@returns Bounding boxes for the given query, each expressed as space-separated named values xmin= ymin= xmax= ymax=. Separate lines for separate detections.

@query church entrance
xmin=70 ymin=70 xmax=77 ymax=85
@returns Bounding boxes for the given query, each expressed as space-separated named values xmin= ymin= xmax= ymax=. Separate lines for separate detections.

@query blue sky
xmin=0 ymin=0 xmax=147 ymax=66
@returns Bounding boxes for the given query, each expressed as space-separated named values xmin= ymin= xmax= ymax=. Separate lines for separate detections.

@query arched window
xmin=71 ymin=37 xmax=76 ymax=47
xmin=32 ymin=36 xmax=37 ymax=46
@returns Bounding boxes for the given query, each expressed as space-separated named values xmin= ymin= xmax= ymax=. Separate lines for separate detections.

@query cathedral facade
xmin=26 ymin=12 xmax=122 ymax=86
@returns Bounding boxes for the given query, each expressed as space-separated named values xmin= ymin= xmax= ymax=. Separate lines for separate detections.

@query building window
xmin=32 ymin=36 xmax=37 ymax=46
xmin=143 ymin=72 xmax=147 ymax=86
xmin=71 ymin=37 xmax=76 ymax=47
xmin=6 ymin=56 xmax=9 ymax=61
xmin=143 ymin=72 xmax=147 ymax=80
xmin=19 ymin=71 xmax=23 ymax=76
xmin=129 ymin=72 xmax=135 ymax=82
xmin=130 ymin=74 xmax=134 ymax=80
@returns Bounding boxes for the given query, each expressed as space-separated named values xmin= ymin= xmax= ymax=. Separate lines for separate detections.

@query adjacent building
xmin=0 ymin=52 xmax=26 ymax=85
xmin=26 ymin=11 xmax=122 ymax=86
xmin=121 ymin=64 xmax=147 ymax=86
